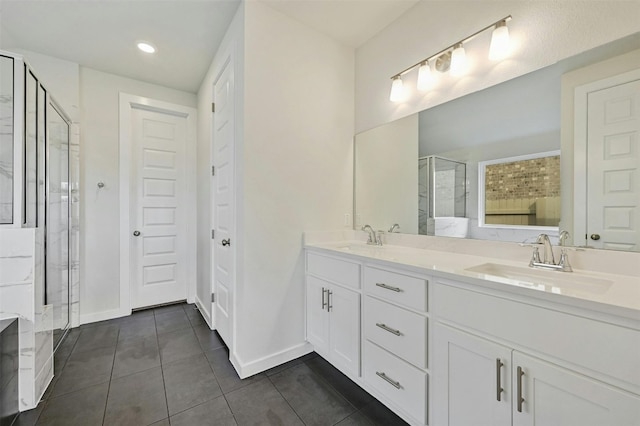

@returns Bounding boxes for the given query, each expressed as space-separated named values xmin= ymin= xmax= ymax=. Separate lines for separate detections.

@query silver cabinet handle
xmin=222 ymin=238 xmax=231 ymax=246
xmin=321 ymin=287 xmax=327 ymax=310
xmin=376 ymin=371 xmax=401 ymax=389
xmin=133 ymin=230 xmax=141 ymax=237
xmin=517 ymin=366 xmax=525 ymax=412
xmin=496 ymin=358 xmax=504 ymax=401
xmin=376 ymin=323 xmax=402 ymax=336
xmin=327 ymin=290 xmax=333 ymax=312
xmin=375 ymin=283 xmax=402 ymax=292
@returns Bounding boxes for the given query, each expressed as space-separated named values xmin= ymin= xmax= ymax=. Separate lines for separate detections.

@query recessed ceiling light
xmin=137 ymin=42 xmax=156 ymax=54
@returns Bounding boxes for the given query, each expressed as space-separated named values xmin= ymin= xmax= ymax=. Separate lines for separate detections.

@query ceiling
xmin=0 ymin=0 xmax=419 ymax=93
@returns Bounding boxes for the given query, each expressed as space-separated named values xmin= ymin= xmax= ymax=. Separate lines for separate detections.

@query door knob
xmin=133 ymin=230 xmax=141 ymax=237
xmin=222 ymin=239 xmax=231 ymax=246
xmin=590 ymin=234 xmax=600 ymax=240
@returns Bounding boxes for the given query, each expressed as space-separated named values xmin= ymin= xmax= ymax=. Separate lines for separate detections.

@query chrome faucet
xmin=361 ymin=225 xmax=381 ymax=246
xmin=528 ymin=232 xmax=572 ymax=272
xmin=388 ymin=223 xmax=400 ymax=233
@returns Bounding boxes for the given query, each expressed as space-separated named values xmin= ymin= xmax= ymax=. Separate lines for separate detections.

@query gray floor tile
xmin=153 ymin=303 xmax=186 ymax=316
xmin=264 ymin=356 xmax=306 ymax=377
xmin=13 ymin=404 xmax=44 ymax=426
xmin=205 ymin=348 xmax=266 ymax=394
xmin=117 ymin=316 xmax=157 ymax=343
xmin=169 ymin=396 xmax=236 ymax=426
xmin=154 ymin=310 xmax=191 ymax=335
xmin=305 ymin=356 xmax=374 ymax=409
xmin=149 ymin=419 xmax=170 ymax=426
xmin=104 ymin=367 xmax=168 ymax=426
xmin=37 ymin=382 xmax=108 ymax=426
xmin=51 ymin=346 xmax=115 ymax=397
xmin=158 ymin=328 xmax=202 ymax=364
xmin=162 ymin=353 xmax=222 ymax=415
xmin=112 ymin=335 xmax=160 ymax=379
xmin=187 ymin=312 xmax=209 ymax=328
xmin=335 ymin=411 xmax=374 ymax=426
xmin=359 ymin=399 xmax=408 ymax=426
xmin=72 ymin=324 xmax=119 ymax=354
xmin=226 ymin=379 xmax=303 ymax=426
xmin=193 ymin=325 xmax=225 ymax=351
xmin=270 ymin=363 xmax=355 ymax=426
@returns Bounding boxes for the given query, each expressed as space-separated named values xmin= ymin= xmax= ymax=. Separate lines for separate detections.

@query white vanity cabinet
xmin=432 ymin=280 xmax=640 ymax=426
xmin=305 ymin=252 xmax=361 ymax=377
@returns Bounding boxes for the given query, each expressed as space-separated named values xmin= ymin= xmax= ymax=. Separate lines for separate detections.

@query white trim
xmin=230 ymin=342 xmax=314 ymax=379
xmin=118 ymin=93 xmax=197 ymax=313
xmin=478 ymin=150 xmax=561 ymax=231
xmin=195 ymin=294 xmax=213 ymax=329
xmin=573 ymin=69 xmax=640 ymax=247
xmin=79 ymin=308 xmax=130 ymax=325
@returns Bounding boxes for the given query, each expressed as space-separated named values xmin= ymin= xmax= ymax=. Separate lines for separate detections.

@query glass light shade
xmin=417 ymin=62 xmax=434 ymax=91
xmin=489 ymin=24 xmax=510 ymax=60
xmin=450 ymin=44 xmax=468 ymax=77
xmin=389 ymin=77 xmax=405 ymax=102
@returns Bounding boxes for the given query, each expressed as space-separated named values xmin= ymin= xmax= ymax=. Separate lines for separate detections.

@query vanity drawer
xmin=364 ymin=341 xmax=427 ymax=424
xmin=364 ymin=266 xmax=427 ymax=311
xmin=307 ymin=252 xmax=361 ymax=289
xmin=364 ymin=296 xmax=427 ymax=369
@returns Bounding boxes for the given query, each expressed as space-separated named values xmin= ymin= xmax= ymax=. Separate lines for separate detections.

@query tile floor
xmin=14 ymin=303 xmax=408 ymax=426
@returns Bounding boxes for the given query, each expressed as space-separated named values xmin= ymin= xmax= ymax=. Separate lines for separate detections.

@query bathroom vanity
xmin=304 ymin=233 xmax=640 ymax=426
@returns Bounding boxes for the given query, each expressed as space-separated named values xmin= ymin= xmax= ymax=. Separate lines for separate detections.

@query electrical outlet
xmin=344 ymin=213 xmax=351 ymax=226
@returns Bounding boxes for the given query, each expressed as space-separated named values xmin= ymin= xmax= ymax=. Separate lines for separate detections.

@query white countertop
xmin=305 ymin=240 xmax=640 ymax=321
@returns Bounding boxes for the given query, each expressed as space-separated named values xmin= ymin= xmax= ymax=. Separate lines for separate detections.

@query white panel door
xmin=432 ymin=324 xmax=512 ymax=426
xmin=328 ymin=284 xmax=360 ymax=377
xmin=513 ymin=351 xmax=640 ymax=426
xmin=587 ymin=79 xmax=640 ymax=251
xmin=213 ymin=60 xmax=235 ymax=346
xmin=131 ymin=107 xmax=187 ymax=308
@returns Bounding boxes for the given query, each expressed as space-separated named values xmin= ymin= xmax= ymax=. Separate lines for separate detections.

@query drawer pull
xmin=376 ymin=371 xmax=402 ymax=389
xmin=376 ymin=283 xmax=402 ymax=292
xmin=321 ymin=287 xmax=327 ymax=310
xmin=376 ymin=323 xmax=402 ymax=336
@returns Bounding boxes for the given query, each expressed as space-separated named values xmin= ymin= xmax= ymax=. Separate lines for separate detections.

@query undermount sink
xmin=464 ymin=263 xmax=613 ymax=295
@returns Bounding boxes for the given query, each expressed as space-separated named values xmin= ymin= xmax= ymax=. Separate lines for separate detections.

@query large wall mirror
xmin=354 ymin=32 xmax=640 ymax=252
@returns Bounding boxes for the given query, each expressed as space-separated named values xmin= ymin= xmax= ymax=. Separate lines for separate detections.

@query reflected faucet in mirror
xmin=389 ymin=224 xmax=400 ymax=233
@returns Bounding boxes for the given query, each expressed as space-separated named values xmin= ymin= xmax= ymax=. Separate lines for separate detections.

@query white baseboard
xmin=195 ymin=295 xmax=212 ymax=329
xmin=79 ymin=308 xmax=130 ymax=325
xmin=231 ymin=342 xmax=314 ymax=379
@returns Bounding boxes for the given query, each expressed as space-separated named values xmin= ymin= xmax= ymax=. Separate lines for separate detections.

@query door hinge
xmin=211 ymin=229 xmax=215 ymax=239
xmin=211 ymin=293 xmax=215 ymax=303
xmin=211 ymin=165 xmax=215 ymax=176
xmin=211 ymin=102 xmax=215 ymax=113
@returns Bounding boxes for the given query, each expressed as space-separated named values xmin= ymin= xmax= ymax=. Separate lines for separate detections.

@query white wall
xmin=196 ymin=4 xmax=244 ymax=325
xmin=234 ymin=1 xmax=354 ymax=373
xmin=79 ymin=68 xmax=196 ymax=321
xmin=355 ymin=114 xmax=418 ymax=234
xmin=355 ymin=1 xmax=640 ymax=133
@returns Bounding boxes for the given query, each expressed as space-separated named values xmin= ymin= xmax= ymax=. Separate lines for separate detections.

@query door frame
xmin=573 ymin=68 xmax=640 ymax=247
xmin=119 ymin=93 xmax=197 ymax=315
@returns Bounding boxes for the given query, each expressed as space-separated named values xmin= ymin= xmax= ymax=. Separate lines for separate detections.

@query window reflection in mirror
xmin=479 ymin=151 xmax=560 ymax=228
xmin=0 ymin=55 xmax=13 ymax=224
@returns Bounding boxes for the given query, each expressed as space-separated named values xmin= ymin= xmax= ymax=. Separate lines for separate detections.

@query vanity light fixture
xmin=389 ymin=15 xmax=512 ymax=102
xmin=137 ymin=41 xmax=156 ymax=54
xmin=389 ymin=75 xmax=405 ymax=102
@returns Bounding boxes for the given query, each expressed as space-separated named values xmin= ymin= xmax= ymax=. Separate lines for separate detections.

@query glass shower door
xmin=47 ymin=101 xmax=70 ymax=345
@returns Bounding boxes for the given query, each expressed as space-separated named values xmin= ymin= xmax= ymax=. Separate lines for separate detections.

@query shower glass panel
xmin=25 ymin=69 xmax=37 ymax=226
xmin=47 ymin=102 xmax=70 ymax=345
xmin=0 ymin=55 xmax=13 ymax=224
xmin=419 ymin=156 xmax=467 ymax=236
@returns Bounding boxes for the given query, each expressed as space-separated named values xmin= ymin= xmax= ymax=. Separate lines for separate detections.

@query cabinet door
xmin=328 ymin=285 xmax=360 ymax=377
xmin=433 ymin=324 xmax=512 ymax=426
xmin=306 ymin=276 xmax=330 ymax=354
xmin=513 ymin=351 xmax=640 ymax=426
